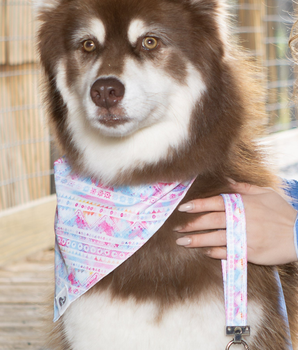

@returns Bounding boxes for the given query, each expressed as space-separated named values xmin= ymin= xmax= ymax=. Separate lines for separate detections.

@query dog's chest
xmin=62 ymin=290 xmax=263 ymax=350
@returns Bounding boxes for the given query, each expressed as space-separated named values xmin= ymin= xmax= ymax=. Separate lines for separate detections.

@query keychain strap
xmin=221 ymin=193 xmax=293 ymax=349
xmin=221 ymin=194 xmax=250 ymax=349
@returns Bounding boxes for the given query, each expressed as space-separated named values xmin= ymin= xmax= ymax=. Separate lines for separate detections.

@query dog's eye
xmin=83 ymin=40 xmax=96 ymax=52
xmin=142 ymin=37 xmax=158 ymax=50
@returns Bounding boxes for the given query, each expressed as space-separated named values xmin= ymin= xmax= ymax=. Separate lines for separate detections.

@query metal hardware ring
xmin=225 ymin=339 xmax=250 ymax=350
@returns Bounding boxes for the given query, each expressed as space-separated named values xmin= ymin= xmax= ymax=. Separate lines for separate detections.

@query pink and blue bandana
xmin=53 ymin=157 xmax=194 ymax=321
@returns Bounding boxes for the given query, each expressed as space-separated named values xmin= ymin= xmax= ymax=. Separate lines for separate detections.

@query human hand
xmin=175 ymin=182 xmax=298 ymax=265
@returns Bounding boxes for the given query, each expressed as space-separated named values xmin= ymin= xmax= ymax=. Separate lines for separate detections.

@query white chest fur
xmin=62 ymin=290 xmax=263 ymax=350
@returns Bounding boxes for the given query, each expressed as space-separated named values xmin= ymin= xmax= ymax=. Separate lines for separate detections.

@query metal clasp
xmin=225 ymin=326 xmax=250 ymax=350
xmin=225 ymin=339 xmax=249 ymax=349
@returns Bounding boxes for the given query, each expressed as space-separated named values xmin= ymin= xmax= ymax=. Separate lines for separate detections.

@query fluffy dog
xmin=37 ymin=0 xmax=298 ymax=348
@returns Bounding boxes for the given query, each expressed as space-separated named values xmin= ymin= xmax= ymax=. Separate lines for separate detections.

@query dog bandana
xmin=53 ymin=157 xmax=194 ymax=321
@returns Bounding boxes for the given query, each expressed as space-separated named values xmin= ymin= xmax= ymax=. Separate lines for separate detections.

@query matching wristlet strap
xmin=221 ymin=194 xmax=248 ymax=327
xmin=221 ymin=192 xmax=294 ymax=350
xmin=221 ymin=194 xmax=250 ymax=349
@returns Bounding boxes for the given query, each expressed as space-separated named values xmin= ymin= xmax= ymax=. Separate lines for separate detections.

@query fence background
xmin=0 ymin=0 xmax=51 ymax=210
xmin=234 ymin=0 xmax=297 ymax=132
xmin=0 ymin=0 xmax=297 ymax=210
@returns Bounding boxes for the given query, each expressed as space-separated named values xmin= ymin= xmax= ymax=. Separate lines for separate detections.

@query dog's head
xmin=37 ymin=0 xmax=259 ymax=185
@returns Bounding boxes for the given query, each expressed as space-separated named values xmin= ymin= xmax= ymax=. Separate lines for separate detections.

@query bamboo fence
xmin=236 ymin=0 xmax=297 ymax=131
xmin=0 ymin=0 xmax=51 ymax=210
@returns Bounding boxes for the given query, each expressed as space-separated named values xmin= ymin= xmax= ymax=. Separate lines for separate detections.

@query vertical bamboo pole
xmin=0 ymin=0 xmax=5 ymax=64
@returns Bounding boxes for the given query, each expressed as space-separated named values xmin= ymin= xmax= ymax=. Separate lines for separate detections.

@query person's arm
xmin=175 ymin=181 xmax=298 ymax=265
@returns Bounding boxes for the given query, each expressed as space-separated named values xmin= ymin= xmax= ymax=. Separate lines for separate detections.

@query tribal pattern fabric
xmin=53 ymin=157 xmax=194 ymax=321
xmin=221 ymin=193 xmax=247 ymax=327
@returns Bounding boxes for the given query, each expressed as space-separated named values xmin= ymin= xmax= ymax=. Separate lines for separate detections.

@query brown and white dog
xmin=37 ymin=0 xmax=298 ymax=349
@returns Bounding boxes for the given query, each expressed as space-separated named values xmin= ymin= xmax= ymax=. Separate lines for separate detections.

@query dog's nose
xmin=90 ymin=77 xmax=125 ymax=109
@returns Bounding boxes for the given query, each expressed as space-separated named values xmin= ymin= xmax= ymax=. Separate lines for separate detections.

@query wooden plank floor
xmin=0 ymin=196 xmax=56 ymax=350
xmin=0 ymin=249 xmax=54 ymax=350
xmin=0 ymin=196 xmax=56 ymax=267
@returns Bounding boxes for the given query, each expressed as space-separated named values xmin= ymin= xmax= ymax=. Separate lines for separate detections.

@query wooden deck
xmin=0 ymin=197 xmax=56 ymax=350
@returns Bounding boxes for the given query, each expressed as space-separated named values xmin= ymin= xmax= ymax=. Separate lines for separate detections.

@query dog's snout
xmin=90 ymin=78 xmax=125 ymax=109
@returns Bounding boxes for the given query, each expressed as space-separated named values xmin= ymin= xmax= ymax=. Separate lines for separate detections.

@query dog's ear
xmin=33 ymin=0 xmax=62 ymax=13
xmin=188 ymin=0 xmax=230 ymax=48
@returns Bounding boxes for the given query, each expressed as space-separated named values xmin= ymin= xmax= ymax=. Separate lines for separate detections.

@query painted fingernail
xmin=178 ymin=202 xmax=193 ymax=212
xmin=176 ymin=237 xmax=192 ymax=246
xmin=227 ymin=178 xmax=236 ymax=185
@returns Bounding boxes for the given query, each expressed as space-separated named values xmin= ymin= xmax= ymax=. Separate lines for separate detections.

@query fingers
xmin=176 ymin=230 xmax=226 ymax=247
xmin=175 ymin=231 xmax=227 ymax=260
xmin=205 ymin=247 xmax=227 ymax=260
xmin=178 ymin=195 xmax=225 ymax=213
xmin=175 ymin=212 xmax=226 ymax=232
xmin=178 ymin=182 xmax=270 ymax=215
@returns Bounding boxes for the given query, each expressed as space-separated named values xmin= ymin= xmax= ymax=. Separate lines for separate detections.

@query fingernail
xmin=178 ymin=202 xmax=193 ymax=212
xmin=174 ymin=226 xmax=183 ymax=231
xmin=227 ymin=178 xmax=236 ymax=185
xmin=176 ymin=237 xmax=192 ymax=246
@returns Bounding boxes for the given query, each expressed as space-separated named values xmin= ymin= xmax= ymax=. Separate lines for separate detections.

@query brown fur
xmin=37 ymin=0 xmax=298 ymax=349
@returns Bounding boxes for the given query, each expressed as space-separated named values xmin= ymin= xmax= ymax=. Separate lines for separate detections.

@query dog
xmin=37 ymin=0 xmax=298 ymax=349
